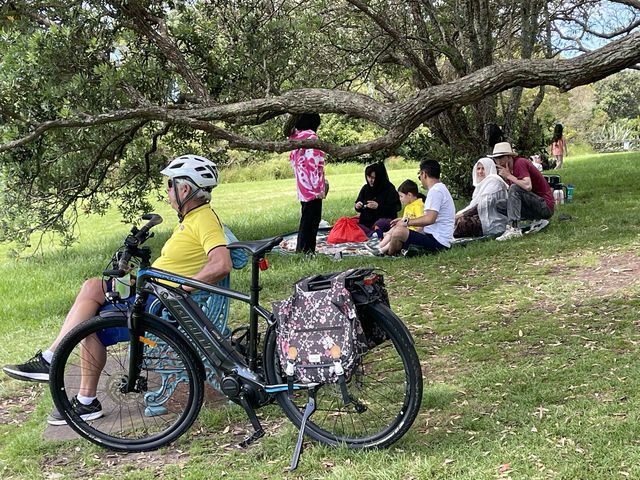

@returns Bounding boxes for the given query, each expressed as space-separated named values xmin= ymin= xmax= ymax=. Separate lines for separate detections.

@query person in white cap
xmin=3 ymin=154 xmax=232 ymax=424
xmin=489 ymin=142 xmax=554 ymax=241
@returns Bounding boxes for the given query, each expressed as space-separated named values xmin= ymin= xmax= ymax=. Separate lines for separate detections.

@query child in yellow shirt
xmin=378 ymin=180 xmax=425 ymax=254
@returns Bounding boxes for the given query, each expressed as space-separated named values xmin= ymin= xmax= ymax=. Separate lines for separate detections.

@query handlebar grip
xmin=136 ymin=214 xmax=163 ymax=241
xmin=141 ymin=214 xmax=163 ymax=230
xmin=103 ymin=269 xmax=127 ymax=277
xmin=141 ymin=213 xmax=163 ymax=226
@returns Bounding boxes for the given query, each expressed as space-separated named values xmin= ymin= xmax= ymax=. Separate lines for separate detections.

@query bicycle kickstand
xmin=238 ymin=392 xmax=265 ymax=448
xmin=289 ymin=386 xmax=318 ymax=471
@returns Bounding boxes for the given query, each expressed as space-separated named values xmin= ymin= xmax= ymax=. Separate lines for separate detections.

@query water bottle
xmin=115 ymin=274 xmax=131 ymax=298
xmin=558 ymin=188 xmax=564 ymax=205
xmin=553 ymin=189 xmax=561 ymax=205
xmin=566 ymin=184 xmax=574 ymax=203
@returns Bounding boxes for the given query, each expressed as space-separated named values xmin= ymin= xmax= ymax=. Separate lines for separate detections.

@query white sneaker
xmin=526 ymin=219 xmax=549 ymax=234
xmin=496 ymin=225 xmax=523 ymax=241
xmin=318 ymin=219 xmax=331 ymax=228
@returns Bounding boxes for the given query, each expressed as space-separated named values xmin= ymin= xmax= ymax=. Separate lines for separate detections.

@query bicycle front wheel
xmin=264 ymin=302 xmax=423 ymax=448
xmin=49 ymin=314 xmax=205 ymax=452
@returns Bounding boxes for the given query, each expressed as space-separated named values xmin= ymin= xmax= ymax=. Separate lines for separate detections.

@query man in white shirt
xmin=384 ymin=159 xmax=455 ymax=255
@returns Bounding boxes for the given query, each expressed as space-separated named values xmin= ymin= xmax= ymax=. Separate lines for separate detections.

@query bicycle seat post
xmin=247 ymin=253 xmax=263 ymax=370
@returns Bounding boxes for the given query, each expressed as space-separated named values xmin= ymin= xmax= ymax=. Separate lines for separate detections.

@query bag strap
xmin=294 ymin=269 xmax=358 ymax=293
xmin=330 ymin=345 xmax=351 ymax=406
xmin=285 ymin=347 xmax=297 ymax=400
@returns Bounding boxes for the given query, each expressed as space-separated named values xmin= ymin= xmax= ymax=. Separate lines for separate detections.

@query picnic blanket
xmin=272 ymin=227 xmax=496 ymax=258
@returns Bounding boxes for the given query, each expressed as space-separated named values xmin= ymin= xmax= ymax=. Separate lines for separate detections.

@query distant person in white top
xmin=530 ymin=155 xmax=543 ymax=172
xmin=384 ymin=159 xmax=455 ymax=255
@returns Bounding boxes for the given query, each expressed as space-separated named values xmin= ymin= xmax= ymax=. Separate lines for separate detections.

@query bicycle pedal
xmin=239 ymin=428 xmax=264 ymax=448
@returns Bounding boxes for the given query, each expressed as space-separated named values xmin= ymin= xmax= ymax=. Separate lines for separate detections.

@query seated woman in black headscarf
xmin=354 ymin=162 xmax=401 ymax=237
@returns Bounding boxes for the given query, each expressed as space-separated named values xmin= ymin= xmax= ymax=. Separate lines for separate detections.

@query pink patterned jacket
xmin=289 ymin=129 xmax=325 ymax=202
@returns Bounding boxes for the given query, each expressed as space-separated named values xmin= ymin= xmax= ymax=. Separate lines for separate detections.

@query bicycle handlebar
xmin=136 ymin=214 xmax=163 ymax=241
xmin=103 ymin=268 xmax=127 ymax=277
xmin=103 ymin=214 xmax=163 ymax=277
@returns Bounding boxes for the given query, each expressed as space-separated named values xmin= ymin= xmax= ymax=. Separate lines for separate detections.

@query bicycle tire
xmin=49 ymin=314 xmax=205 ymax=452
xmin=264 ymin=301 xmax=422 ymax=448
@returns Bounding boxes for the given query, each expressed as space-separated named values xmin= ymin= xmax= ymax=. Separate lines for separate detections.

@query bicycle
xmin=49 ymin=214 xmax=423 ymax=459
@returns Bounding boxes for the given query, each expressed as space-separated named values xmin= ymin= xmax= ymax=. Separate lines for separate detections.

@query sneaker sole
xmin=526 ymin=220 xmax=549 ymax=234
xmin=47 ymin=411 xmax=104 ymax=426
xmin=496 ymin=234 xmax=522 ymax=241
xmin=2 ymin=367 xmax=49 ymax=383
xmin=364 ymin=243 xmax=384 ymax=256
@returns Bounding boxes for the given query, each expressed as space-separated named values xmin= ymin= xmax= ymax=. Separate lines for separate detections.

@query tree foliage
xmin=0 ymin=0 xmax=639 ymax=245
xmin=593 ymin=70 xmax=640 ymax=121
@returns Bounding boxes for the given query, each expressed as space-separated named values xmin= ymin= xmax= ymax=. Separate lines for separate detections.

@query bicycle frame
xmin=123 ymin=244 xmax=305 ymax=405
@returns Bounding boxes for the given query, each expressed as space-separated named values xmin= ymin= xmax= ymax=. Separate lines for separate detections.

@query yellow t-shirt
xmin=402 ymin=198 xmax=424 ymax=231
xmin=152 ymin=204 xmax=227 ymax=277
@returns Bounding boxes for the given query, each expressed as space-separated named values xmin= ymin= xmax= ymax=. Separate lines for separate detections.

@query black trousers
xmin=296 ymin=198 xmax=322 ymax=253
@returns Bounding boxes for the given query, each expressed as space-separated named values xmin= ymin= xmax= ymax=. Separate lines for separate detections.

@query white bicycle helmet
xmin=161 ymin=154 xmax=219 ymax=189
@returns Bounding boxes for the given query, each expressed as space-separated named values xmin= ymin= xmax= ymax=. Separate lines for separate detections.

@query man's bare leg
xmin=48 ymin=278 xmax=106 ymax=352
xmin=79 ymin=334 xmax=106 ymax=397
xmin=48 ymin=278 xmax=107 ymax=397
xmin=387 ymin=227 xmax=410 ymax=255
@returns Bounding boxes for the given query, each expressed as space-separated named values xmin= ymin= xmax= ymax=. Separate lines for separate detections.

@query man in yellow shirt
xmin=3 ymin=154 xmax=232 ymax=423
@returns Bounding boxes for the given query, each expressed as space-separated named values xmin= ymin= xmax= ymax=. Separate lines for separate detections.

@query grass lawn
xmin=1 ymin=152 xmax=640 ymax=479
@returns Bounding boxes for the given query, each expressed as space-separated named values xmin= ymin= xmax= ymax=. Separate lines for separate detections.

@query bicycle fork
xmin=124 ymin=292 xmax=148 ymax=394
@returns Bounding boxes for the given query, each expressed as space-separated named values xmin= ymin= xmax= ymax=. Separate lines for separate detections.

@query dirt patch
xmin=0 ymin=383 xmax=41 ymax=426
xmin=548 ymin=248 xmax=640 ymax=298
xmin=0 ymin=384 xmax=288 ymax=477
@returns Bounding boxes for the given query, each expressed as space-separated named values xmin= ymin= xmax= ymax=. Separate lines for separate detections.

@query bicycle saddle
xmin=227 ymin=236 xmax=283 ymax=256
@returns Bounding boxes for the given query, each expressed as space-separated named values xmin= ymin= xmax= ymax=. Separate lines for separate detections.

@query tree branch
xmin=7 ymin=1 xmax=58 ymax=28
xmin=345 ymin=0 xmax=441 ymax=85
xmin=113 ymin=0 xmax=213 ymax=103
xmin=399 ymin=30 xmax=640 ymax=129
xmin=2 ymin=30 xmax=639 ymax=159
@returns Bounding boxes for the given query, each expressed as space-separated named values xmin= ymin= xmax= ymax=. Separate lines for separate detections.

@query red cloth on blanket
xmin=327 ymin=217 xmax=367 ymax=244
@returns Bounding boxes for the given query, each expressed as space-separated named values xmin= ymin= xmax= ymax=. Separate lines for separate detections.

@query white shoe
xmin=526 ymin=219 xmax=549 ymax=234
xmin=496 ymin=225 xmax=523 ymax=241
xmin=318 ymin=219 xmax=331 ymax=228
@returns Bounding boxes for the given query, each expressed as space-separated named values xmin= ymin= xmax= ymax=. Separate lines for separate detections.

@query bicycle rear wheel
xmin=264 ymin=302 xmax=422 ymax=448
xmin=49 ymin=315 xmax=205 ymax=452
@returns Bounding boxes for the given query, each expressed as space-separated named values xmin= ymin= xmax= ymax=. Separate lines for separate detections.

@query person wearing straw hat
xmin=489 ymin=142 xmax=554 ymax=241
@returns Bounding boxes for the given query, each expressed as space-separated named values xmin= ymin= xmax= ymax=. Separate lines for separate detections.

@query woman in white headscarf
xmin=453 ymin=157 xmax=509 ymax=237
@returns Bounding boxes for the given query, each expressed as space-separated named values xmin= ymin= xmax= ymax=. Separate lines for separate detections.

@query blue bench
xmin=143 ymin=275 xmax=235 ymax=416
xmin=133 ymin=225 xmax=247 ymax=417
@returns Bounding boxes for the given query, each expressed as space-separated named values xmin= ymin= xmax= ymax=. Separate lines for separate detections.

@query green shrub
xmin=400 ymin=130 xmax=475 ymax=200
xmin=220 ymin=154 xmax=293 ymax=183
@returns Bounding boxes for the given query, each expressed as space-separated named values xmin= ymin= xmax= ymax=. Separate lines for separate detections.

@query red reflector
xmin=259 ymin=258 xmax=269 ymax=271
xmin=364 ymin=274 xmax=378 ymax=285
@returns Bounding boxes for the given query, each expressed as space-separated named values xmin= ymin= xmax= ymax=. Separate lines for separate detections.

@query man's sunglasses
xmin=167 ymin=178 xmax=175 ymax=188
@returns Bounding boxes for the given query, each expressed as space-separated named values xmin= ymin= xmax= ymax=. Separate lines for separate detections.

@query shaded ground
xmin=39 ymin=413 xmax=288 ymax=479
xmin=0 ymin=383 xmax=40 ymax=426
xmin=1 ymin=383 xmax=287 ymax=478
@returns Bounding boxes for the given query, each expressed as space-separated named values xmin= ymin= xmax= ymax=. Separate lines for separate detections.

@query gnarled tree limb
xmin=2 ymin=30 xmax=639 ymax=159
